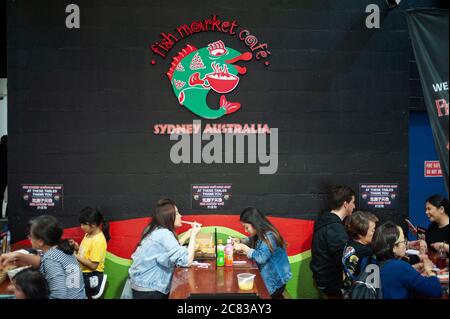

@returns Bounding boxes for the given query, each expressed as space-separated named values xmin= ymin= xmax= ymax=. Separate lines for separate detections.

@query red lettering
xmin=177 ymin=25 xmax=192 ymax=38
xmin=256 ymin=50 xmax=270 ymax=60
xmin=239 ymin=29 xmax=250 ymax=40
xmin=229 ymin=20 xmax=238 ymax=35
xmin=204 ymin=19 xmax=212 ymax=31
xmin=251 ymin=43 xmax=268 ymax=51
xmin=435 ymin=99 xmax=449 ymax=117
xmin=150 ymin=44 xmax=165 ymax=58
xmin=211 ymin=15 xmax=222 ymax=31
xmin=161 ymin=32 xmax=178 ymax=45
xmin=221 ymin=21 xmax=230 ymax=33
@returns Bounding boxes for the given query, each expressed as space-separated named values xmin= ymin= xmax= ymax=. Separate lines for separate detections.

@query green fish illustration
xmin=166 ymin=40 xmax=252 ymax=119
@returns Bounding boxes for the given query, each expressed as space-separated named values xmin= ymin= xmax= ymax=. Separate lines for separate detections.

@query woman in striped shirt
xmin=0 ymin=215 xmax=86 ymax=299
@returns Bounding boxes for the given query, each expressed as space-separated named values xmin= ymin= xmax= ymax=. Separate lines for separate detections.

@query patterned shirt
xmin=40 ymin=247 xmax=86 ymax=299
xmin=342 ymin=240 xmax=373 ymax=290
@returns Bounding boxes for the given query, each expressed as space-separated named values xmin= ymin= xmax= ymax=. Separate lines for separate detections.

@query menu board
xmin=191 ymin=184 xmax=232 ymax=210
xmin=359 ymin=183 xmax=399 ymax=209
xmin=21 ymin=184 xmax=63 ymax=212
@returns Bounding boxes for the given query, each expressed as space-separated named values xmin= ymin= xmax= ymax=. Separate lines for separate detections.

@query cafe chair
xmin=91 ymin=274 xmax=108 ymax=299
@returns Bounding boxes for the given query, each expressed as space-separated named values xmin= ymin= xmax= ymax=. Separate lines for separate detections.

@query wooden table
xmin=169 ymin=254 xmax=271 ymax=299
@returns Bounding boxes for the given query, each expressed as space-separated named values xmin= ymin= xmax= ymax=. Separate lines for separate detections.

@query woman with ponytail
xmin=0 ymin=215 xmax=86 ymax=299
xmin=70 ymin=207 xmax=109 ymax=298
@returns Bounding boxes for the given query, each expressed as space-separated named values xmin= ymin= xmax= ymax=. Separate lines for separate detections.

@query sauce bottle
xmin=216 ymin=239 xmax=225 ymax=267
xmin=225 ymin=238 xmax=234 ymax=267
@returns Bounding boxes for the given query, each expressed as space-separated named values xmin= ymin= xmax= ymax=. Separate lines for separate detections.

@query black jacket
xmin=310 ymin=212 xmax=349 ymax=295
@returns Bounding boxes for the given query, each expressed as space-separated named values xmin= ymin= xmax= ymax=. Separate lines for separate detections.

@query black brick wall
xmin=6 ymin=0 xmax=444 ymax=240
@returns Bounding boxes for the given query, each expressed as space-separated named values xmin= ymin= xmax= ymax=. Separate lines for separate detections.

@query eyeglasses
xmin=395 ymin=239 xmax=408 ymax=246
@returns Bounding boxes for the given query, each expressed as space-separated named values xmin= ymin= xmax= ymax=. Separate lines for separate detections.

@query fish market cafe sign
xmin=150 ymin=14 xmax=272 ymax=130
xmin=150 ymin=15 xmax=279 ymax=175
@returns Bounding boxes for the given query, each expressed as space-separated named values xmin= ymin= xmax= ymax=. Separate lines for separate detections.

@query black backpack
xmin=349 ymin=257 xmax=385 ymax=299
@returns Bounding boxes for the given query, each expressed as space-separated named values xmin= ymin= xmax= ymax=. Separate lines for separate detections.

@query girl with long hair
xmin=233 ymin=207 xmax=292 ymax=298
xmin=128 ymin=199 xmax=201 ymax=299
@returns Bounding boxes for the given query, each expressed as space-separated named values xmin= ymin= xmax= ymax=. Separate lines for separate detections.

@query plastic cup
xmin=237 ymin=273 xmax=255 ymax=290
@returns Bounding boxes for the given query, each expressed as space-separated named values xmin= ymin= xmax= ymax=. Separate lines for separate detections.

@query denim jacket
xmin=246 ymin=232 xmax=292 ymax=295
xmin=128 ymin=228 xmax=189 ymax=294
